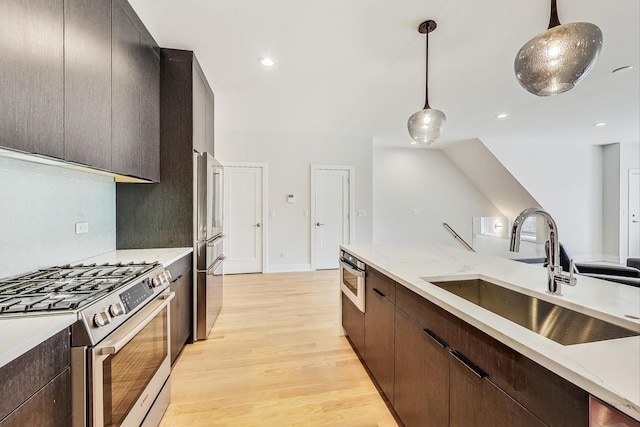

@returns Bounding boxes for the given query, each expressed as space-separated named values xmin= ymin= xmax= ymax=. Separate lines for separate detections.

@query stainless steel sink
xmin=428 ymin=278 xmax=640 ymax=345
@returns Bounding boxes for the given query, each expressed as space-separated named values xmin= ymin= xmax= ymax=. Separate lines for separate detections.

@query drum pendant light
xmin=408 ymin=20 xmax=446 ymax=145
xmin=514 ymin=0 xmax=602 ymax=96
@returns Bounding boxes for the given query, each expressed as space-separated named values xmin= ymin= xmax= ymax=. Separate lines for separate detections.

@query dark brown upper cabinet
xmin=0 ymin=0 xmax=64 ymax=159
xmin=0 ymin=0 xmax=159 ymax=182
xmin=112 ymin=0 xmax=160 ymax=182
xmin=64 ymin=0 xmax=112 ymax=171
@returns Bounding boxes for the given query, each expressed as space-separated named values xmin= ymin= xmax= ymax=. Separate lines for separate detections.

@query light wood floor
xmin=159 ymin=270 xmax=398 ymax=427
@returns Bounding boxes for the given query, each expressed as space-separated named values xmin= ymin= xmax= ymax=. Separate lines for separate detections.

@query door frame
xmin=628 ymin=168 xmax=640 ymax=259
xmin=220 ymin=161 xmax=269 ymax=273
xmin=310 ymin=164 xmax=355 ymax=271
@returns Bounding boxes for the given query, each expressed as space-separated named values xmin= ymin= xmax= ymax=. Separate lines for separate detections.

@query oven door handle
xmin=100 ymin=292 xmax=175 ymax=355
xmin=340 ymin=260 xmax=365 ymax=278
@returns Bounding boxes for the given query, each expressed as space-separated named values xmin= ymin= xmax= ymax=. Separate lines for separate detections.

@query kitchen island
xmin=341 ymin=243 xmax=640 ymax=423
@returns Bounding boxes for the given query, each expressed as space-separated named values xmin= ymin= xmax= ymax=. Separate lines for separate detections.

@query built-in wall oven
xmin=339 ymin=250 xmax=366 ymax=313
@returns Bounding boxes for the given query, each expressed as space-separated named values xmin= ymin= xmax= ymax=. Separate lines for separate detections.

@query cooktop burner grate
xmin=0 ymin=262 xmax=158 ymax=314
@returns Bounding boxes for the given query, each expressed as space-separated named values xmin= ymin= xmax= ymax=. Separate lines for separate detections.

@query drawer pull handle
xmin=372 ymin=288 xmax=385 ymax=298
xmin=450 ymin=350 xmax=487 ymax=378
xmin=422 ymin=328 xmax=448 ymax=348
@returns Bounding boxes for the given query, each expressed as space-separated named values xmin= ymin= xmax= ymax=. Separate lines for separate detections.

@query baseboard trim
xmin=268 ymin=263 xmax=312 ymax=273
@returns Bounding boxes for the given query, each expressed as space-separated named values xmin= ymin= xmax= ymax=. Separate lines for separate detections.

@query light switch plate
xmin=75 ymin=222 xmax=89 ymax=234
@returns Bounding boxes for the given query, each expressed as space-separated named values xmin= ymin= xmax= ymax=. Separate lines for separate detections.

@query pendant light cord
xmin=548 ymin=0 xmax=560 ymax=29
xmin=424 ymin=29 xmax=430 ymax=110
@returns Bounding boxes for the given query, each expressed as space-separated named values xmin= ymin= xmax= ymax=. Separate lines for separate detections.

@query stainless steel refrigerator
xmin=194 ymin=152 xmax=225 ymax=340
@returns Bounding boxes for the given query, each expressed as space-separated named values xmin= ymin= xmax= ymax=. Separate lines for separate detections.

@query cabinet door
xmin=364 ymin=280 xmax=395 ymax=403
xmin=449 ymin=350 xmax=545 ymax=427
xmin=111 ymin=0 xmax=140 ymax=177
xmin=64 ymin=0 xmax=112 ymax=170
xmin=394 ymin=309 xmax=449 ymax=427
xmin=139 ymin=30 xmax=160 ymax=182
xmin=342 ymin=293 xmax=365 ymax=357
xmin=170 ymin=270 xmax=193 ymax=365
xmin=0 ymin=0 xmax=64 ymax=158
xmin=205 ymin=87 xmax=215 ymax=155
xmin=0 ymin=368 xmax=70 ymax=427
xmin=192 ymin=63 xmax=207 ymax=155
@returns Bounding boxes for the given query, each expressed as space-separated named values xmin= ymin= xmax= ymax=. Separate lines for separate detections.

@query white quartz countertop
xmin=342 ymin=243 xmax=640 ymax=421
xmin=0 ymin=247 xmax=193 ymax=369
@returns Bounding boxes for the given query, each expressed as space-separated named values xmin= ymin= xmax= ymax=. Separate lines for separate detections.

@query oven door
xmin=340 ymin=260 xmax=365 ymax=313
xmin=90 ymin=291 xmax=174 ymax=427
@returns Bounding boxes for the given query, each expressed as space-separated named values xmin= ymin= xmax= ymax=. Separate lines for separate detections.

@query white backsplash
xmin=0 ymin=156 xmax=115 ymax=278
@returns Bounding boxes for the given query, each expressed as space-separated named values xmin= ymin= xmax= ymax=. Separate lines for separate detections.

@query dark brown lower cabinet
xmin=0 ymin=368 xmax=71 ymax=427
xmin=394 ymin=309 xmax=449 ymax=427
xmin=341 ymin=293 xmax=365 ymax=357
xmin=168 ymin=254 xmax=193 ymax=365
xmin=354 ymin=269 xmax=593 ymax=426
xmin=449 ymin=350 xmax=545 ymax=427
xmin=364 ymin=279 xmax=395 ymax=404
xmin=0 ymin=329 xmax=70 ymax=426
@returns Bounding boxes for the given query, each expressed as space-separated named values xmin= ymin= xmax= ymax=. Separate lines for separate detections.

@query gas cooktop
xmin=0 ymin=262 xmax=159 ymax=315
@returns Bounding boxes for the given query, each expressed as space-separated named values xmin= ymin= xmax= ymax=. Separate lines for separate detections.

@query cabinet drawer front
xmin=0 ymin=367 xmax=71 ymax=427
xmin=0 ymin=329 xmax=70 ymax=421
xmin=395 ymin=284 xmax=460 ymax=346
xmin=366 ymin=267 xmax=396 ymax=304
xmin=449 ymin=353 xmax=545 ymax=427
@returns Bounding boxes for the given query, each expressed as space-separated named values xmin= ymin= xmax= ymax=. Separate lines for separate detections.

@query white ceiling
xmin=129 ymin=0 xmax=639 ymax=148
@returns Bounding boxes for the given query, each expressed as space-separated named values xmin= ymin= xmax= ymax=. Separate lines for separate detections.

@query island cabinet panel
xmin=64 ymin=0 xmax=112 ymax=171
xmin=448 ymin=353 xmax=545 ymax=427
xmin=341 ymin=293 xmax=365 ymax=357
xmin=363 ymin=267 xmax=396 ymax=404
xmin=394 ymin=309 xmax=449 ymax=427
xmin=0 ymin=0 xmax=64 ymax=158
xmin=395 ymin=284 xmax=589 ymax=427
xmin=0 ymin=329 xmax=70 ymax=425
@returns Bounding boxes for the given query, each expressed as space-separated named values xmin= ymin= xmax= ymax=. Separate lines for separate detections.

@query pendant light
xmin=408 ymin=20 xmax=446 ymax=145
xmin=514 ymin=0 xmax=602 ymax=96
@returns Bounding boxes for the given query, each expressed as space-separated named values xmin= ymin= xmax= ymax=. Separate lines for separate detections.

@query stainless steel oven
xmin=68 ymin=264 xmax=174 ymax=427
xmin=339 ymin=250 xmax=366 ymax=313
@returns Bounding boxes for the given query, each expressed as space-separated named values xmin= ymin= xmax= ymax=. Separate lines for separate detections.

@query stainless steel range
xmin=0 ymin=261 xmax=174 ymax=427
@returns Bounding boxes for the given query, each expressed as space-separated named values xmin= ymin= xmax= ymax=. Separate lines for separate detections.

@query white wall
xmin=216 ymin=130 xmax=373 ymax=272
xmin=602 ymin=143 xmax=621 ymax=260
xmin=483 ymin=137 xmax=603 ymax=262
xmin=604 ymin=143 xmax=640 ymax=262
xmin=372 ymin=147 xmax=502 ymax=248
xmin=0 ymin=157 xmax=115 ymax=278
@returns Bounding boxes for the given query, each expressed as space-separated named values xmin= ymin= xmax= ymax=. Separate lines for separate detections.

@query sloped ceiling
xmin=129 ymin=0 xmax=639 ymax=148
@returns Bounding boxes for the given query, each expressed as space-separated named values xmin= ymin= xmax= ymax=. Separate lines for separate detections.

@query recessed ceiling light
xmin=258 ymin=57 xmax=276 ymax=67
xmin=593 ymin=122 xmax=607 ymax=127
xmin=612 ymin=65 xmax=633 ymax=74
xmin=495 ymin=113 xmax=508 ymax=119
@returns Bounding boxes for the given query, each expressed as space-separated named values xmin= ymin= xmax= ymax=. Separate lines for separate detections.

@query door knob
xmin=316 ymin=222 xmax=324 ymax=226
xmin=255 ymin=223 xmax=261 ymax=228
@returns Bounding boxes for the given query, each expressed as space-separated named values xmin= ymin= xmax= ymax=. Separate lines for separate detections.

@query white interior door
xmin=313 ymin=168 xmax=352 ymax=270
xmin=224 ymin=166 xmax=264 ymax=274
xmin=629 ymin=169 xmax=640 ymax=258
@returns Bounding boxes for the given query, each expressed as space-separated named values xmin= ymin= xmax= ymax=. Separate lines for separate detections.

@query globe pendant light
xmin=408 ymin=20 xmax=446 ymax=145
xmin=514 ymin=0 xmax=602 ymax=96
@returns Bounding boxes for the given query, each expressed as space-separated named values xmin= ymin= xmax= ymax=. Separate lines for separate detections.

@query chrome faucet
xmin=509 ymin=207 xmax=576 ymax=295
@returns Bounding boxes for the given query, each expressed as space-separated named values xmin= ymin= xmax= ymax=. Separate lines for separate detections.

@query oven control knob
xmin=152 ymin=277 xmax=161 ymax=287
xmin=164 ymin=270 xmax=172 ymax=281
xmin=92 ymin=312 xmax=110 ymax=327
xmin=109 ymin=302 xmax=126 ymax=317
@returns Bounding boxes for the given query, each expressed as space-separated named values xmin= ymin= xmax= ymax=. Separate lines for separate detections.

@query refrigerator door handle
xmin=206 ymin=234 xmax=225 ymax=247
xmin=207 ymin=255 xmax=226 ymax=275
